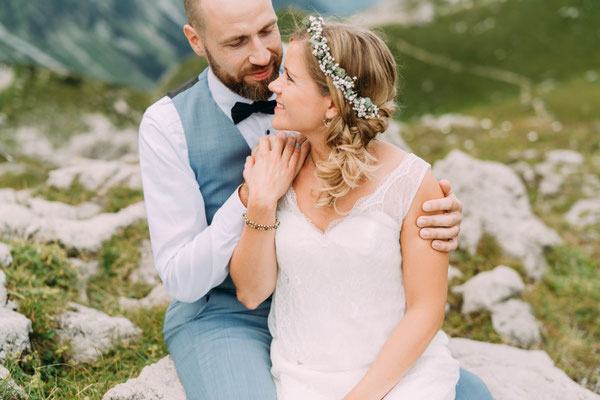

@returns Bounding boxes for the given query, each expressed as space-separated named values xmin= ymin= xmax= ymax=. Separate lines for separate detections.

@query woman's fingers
xmin=281 ymin=134 xmax=297 ymax=164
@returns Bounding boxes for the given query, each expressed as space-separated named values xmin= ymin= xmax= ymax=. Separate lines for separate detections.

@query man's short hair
xmin=183 ymin=0 xmax=204 ymax=30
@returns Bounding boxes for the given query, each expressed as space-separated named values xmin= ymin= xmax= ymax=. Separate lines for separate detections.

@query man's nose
xmin=248 ymin=37 xmax=271 ymax=66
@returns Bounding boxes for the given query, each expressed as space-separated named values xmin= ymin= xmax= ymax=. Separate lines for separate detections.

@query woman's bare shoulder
xmin=371 ymin=140 xmax=410 ymax=170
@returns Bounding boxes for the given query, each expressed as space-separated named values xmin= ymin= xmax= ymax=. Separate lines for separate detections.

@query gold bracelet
xmin=242 ymin=213 xmax=280 ymax=231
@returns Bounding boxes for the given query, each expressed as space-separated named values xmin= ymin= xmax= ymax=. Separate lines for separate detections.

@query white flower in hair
xmin=305 ymin=16 xmax=379 ymax=119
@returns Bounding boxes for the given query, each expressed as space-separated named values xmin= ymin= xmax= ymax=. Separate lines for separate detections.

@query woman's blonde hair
xmin=290 ymin=21 xmax=397 ymax=210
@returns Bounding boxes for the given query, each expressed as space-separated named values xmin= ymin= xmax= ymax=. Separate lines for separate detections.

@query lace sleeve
xmin=382 ymin=154 xmax=431 ymax=224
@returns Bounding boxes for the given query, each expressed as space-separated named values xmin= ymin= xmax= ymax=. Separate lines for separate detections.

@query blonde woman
xmin=230 ymin=18 xmax=461 ymax=399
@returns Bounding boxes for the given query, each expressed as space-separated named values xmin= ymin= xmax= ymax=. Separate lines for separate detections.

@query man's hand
xmin=417 ymin=180 xmax=462 ymax=252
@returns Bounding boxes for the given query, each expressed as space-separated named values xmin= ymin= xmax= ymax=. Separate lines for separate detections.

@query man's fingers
xmin=419 ymin=225 xmax=460 ymax=240
xmin=439 ymin=179 xmax=452 ymax=197
xmin=417 ymin=211 xmax=461 ymax=228
xmin=432 ymin=238 xmax=458 ymax=252
xmin=422 ymin=195 xmax=460 ymax=213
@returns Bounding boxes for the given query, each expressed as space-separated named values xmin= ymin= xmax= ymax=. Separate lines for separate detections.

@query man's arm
xmin=417 ymin=180 xmax=463 ymax=252
xmin=139 ymin=98 xmax=246 ymax=303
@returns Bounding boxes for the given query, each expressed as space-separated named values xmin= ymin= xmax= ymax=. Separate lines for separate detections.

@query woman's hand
xmin=243 ymin=133 xmax=302 ymax=209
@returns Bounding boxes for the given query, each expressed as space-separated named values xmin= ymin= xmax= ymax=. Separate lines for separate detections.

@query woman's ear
xmin=325 ymin=97 xmax=339 ymax=120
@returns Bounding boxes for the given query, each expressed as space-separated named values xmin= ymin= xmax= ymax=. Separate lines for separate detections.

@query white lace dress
xmin=268 ymin=153 xmax=460 ymax=400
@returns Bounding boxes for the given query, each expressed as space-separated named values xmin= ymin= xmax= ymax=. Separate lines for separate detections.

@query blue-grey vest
xmin=168 ymin=69 xmax=271 ymax=314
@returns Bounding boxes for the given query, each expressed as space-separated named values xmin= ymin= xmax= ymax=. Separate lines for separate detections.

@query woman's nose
xmin=268 ymin=75 xmax=282 ymax=93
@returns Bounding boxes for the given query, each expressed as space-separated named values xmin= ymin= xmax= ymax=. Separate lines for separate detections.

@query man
xmin=139 ymin=0 xmax=492 ymax=398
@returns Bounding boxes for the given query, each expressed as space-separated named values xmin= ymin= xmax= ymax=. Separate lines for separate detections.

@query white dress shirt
xmin=139 ymin=68 xmax=274 ymax=303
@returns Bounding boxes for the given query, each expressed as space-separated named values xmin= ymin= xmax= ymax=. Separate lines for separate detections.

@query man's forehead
xmin=201 ymin=0 xmax=276 ymax=36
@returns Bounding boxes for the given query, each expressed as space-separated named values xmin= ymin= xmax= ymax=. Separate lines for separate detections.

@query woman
xmin=230 ymin=17 xmax=460 ymax=400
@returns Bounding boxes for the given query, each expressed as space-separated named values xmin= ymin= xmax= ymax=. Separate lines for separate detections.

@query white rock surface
xmin=68 ymin=258 xmax=100 ymax=303
xmin=0 ymin=65 xmax=14 ymax=91
xmin=491 ymin=299 xmax=542 ymax=349
xmin=55 ymin=303 xmax=142 ymax=364
xmin=348 ymin=0 xmax=435 ymax=27
xmin=102 ymin=356 xmax=186 ymax=400
xmin=0 ymin=308 xmax=33 ymax=363
xmin=420 ymin=113 xmax=480 ymax=134
xmin=449 ymin=338 xmax=600 ymax=400
xmin=128 ymin=240 xmax=160 ymax=286
xmin=56 ymin=114 xmax=138 ymax=162
xmin=433 ymin=150 xmax=562 ymax=280
xmin=0 ymin=242 xmax=12 ymax=267
xmin=14 ymin=127 xmax=54 ymax=162
xmin=119 ymin=285 xmax=171 ymax=311
xmin=0 ymin=364 xmax=26 ymax=399
xmin=448 ymin=265 xmax=463 ymax=282
xmin=452 ymin=265 xmax=525 ymax=314
xmin=47 ymin=158 xmax=141 ymax=192
xmin=0 ymin=204 xmax=35 ymax=237
xmin=565 ymin=198 xmax=600 ymax=227
xmin=26 ymin=202 xmax=146 ymax=253
xmin=0 ymin=270 xmax=7 ymax=306
xmin=0 ymin=189 xmax=32 ymax=205
xmin=535 ymin=149 xmax=584 ymax=196
xmin=26 ymin=198 xmax=102 ymax=220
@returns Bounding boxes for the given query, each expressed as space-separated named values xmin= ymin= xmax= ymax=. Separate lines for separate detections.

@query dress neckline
xmin=287 ymin=153 xmax=416 ymax=235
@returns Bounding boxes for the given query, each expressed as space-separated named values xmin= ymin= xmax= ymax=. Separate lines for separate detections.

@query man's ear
xmin=183 ymin=24 xmax=206 ymax=57
xmin=324 ymin=97 xmax=339 ymax=120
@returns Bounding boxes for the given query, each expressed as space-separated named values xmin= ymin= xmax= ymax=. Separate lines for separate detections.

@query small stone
xmin=0 ymin=242 xmax=12 ymax=267
xmin=55 ymin=303 xmax=142 ymax=364
xmin=119 ymin=286 xmax=171 ymax=311
xmin=452 ymin=265 xmax=525 ymax=314
xmin=0 ymin=364 xmax=27 ymax=399
xmin=102 ymin=356 xmax=186 ymax=400
xmin=491 ymin=299 xmax=542 ymax=349
xmin=0 ymin=308 xmax=33 ymax=363
xmin=128 ymin=240 xmax=161 ymax=286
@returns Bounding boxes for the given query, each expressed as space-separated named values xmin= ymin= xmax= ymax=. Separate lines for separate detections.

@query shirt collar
xmin=207 ymin=67 xmax=276 ymax=121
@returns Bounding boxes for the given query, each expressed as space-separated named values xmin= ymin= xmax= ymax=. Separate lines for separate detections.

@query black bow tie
xmin=231 ymin=100 xmax=276 ymax=124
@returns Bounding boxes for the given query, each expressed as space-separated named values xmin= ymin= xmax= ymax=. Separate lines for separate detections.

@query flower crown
xmin=305 ymin=16 xmax=379 ymax=119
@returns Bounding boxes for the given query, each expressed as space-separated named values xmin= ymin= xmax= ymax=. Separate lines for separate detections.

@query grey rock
xmin=26 ymin=202 xmax=146 ymax=253
xmin=0 ymin=189 xmax=32 ymax=205
xmin=119 ymin=285 xmax=171 ymax=311
xmin=491 ymin=299 xmax=542 ymax=349
xmin=0 ymin=242 xmax=12 ymax=267
xmin=128 ymin=240 xmax=160 ymax=286
xmin=26 ymin=198 xmax=102 ymax=220
xmin=565 ymin=198 xmax=600 ymax=228
xmin=102 ymin=356 xmax=185 ymax=400
xmin=55 ymin=303 xmax=142 ymax=364
xmin=420 ymin=113 xmax=480 ymax=134
xmin=0 ymin=204 xmax=35 ymax=238
xmin=47 ymin=158 xmax=141 ymax=192
xmin=0 ymin=65 xmax=14 ymax=92
xmin=433 ymin=150 xmax=562 ymax=280
xmin=0 ymin=364 xmax=27 ymax=399
xmin=447 ymin=265 xmax=463 ymax=282
xmin=0 ymin=270 xmax=7 ymax=306
xmin=449 ymin=338 xmax=599 ymax=400
xmin=14 ymin=127 xmax=55 ymax=163
xmin=68 ymin=258 xmax=100 ymax=303
xmin=535 ymin=149 xmax=584 ymax=197
xmin=452 ymin=265 xmax=525 ymax=314
xmin=0 ymin=308 xmax=32 ymax=363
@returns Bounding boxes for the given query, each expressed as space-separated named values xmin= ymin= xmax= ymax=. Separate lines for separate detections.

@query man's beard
xmin=205 ymin=47 xmax=282 ymax=102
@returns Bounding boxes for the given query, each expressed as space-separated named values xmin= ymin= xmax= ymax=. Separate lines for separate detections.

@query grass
xmin=1 ymin=222 xmax=168 ymax=399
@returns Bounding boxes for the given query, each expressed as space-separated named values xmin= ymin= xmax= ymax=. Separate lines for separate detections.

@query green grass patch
xmin=101 ymin=187 xmax=145 ymax=214
xmin=524 ymin=246 xmax=600 ymax=390
xmin=35 ymin=180 xmax=96 ymax=206
xmin=0 ymin=65 xmax=150 ymax=144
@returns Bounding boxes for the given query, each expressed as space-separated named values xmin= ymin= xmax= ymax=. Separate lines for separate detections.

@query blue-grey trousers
xmin=164 ymin=295 xmax=493 ymax=400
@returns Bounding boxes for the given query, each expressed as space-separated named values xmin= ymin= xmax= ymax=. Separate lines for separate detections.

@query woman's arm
xmin=230 ymin=134 xmax=303 ymax=310
xmin=343 ymin=169 xmax=450 ymax=400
